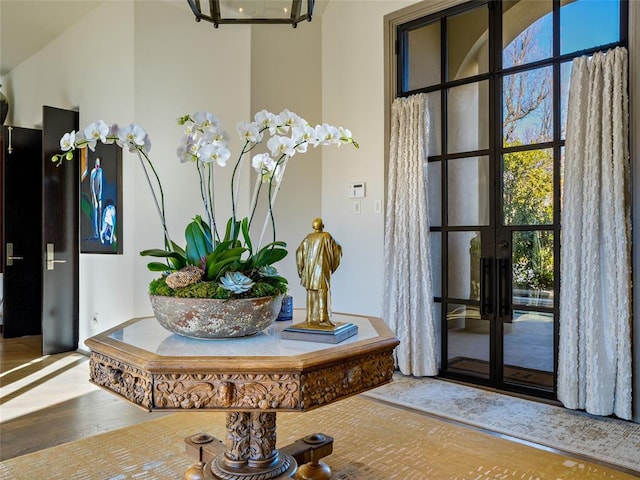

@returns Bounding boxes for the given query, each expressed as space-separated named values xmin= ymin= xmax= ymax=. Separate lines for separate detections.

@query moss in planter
xmin=149 ymin=276 xmax=287 ymax=300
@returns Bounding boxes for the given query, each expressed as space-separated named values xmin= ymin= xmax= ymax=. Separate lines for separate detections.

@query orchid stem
xmin=137 ymin=150 xmax=173 ymax=250
xmin=257 ymin=157 xmax=288 ymax=249
xmin=230 ymin=140 xmax=250 ymax=239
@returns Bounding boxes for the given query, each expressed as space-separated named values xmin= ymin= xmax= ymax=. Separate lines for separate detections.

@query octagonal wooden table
xmin=85 ymin=310 xmax=399 ymax=480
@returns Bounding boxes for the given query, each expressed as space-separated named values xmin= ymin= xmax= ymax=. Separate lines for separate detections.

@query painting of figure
xmin=80 ymin=143 xmax=122 ymax=254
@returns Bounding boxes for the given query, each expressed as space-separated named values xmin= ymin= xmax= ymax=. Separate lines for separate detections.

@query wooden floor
xmin=0 ymin=335 xmax=167 ymax=461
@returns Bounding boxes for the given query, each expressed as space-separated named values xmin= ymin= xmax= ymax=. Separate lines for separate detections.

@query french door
xmin=396 ymin=0 xmax=627 ymax=398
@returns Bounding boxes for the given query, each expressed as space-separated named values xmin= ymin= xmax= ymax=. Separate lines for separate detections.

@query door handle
xmin=497 ymin=258 xmax=511 ymax=318
xmin=46 ymin=243 xmax=67 ymax=271
xmin=6 ymin=243 xmax=24 ymax=266
xmin=479 ymin=257 xmax=493 ymax=318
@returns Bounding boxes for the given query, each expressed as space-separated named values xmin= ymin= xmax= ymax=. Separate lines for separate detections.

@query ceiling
xmin=0 ymin=1 xmax=106 ymax=77
xmin=0 ymin=0 xmax=327 ymax=78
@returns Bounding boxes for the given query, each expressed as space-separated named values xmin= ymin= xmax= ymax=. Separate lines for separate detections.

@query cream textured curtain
xmin=383 ymin=93 xmax=438 ymax=376
xmin=558 ymin=47 xmax=632 ymax=419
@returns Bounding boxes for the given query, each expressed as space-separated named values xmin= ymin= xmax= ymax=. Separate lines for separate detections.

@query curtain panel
xmin=558 ymin=46 xmax=632 ymax=419
xmin=383 ymin=93 xmax=438 ymax=376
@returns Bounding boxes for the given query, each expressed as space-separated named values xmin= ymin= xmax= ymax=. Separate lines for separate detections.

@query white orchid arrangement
xmin=53 ymin=109 xmax=357 ymax=299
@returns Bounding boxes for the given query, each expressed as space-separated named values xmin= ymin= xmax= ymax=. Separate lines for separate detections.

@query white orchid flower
xmin=104 ymin=124 xmax=119 ymax=144
xmin=176 ymin=135 xmax=199 ymax=163
xmin=254 ymin=110 xmax=280 ymax=135
xmin=295 ymin=142 xmax=309 ymax=154
xmin=315 ymin=123 xmax=341 ymax=146
xmin=118 ymin=124 xmax=148 ymax=152
xmin=236 ymin=121 xmax=263 ymax=143
xmin=292 ymin=125 xmax=316 ymax=153
xmin=251 ymin=153 xmax=269 ymax=169
xmin=142 ymin=133 xmax=152 ymax=155
xmin=84 ymin=120 xmax=110 ymax=151
xmin=192 ymin=111 xmax=220 ymax=131
xmin=209 ymin=128 xmax=229 ymax=146
xmin=251 ymin=153 xmax=282 ymax=183
xmin=176 ymin=144 xmax=191 ymax=163
xmin=278 ymin=109 xmax=305 ymax=134
xmin=338 ymin=127 xmax=355 ymax=146
xmin=186 ymin=128 xmax=203 ymax=145
xmin=74 ymin=131 xmax=86 ymax=146
xmin=199 ymin=143 xmax=230 ymax=167
xmin=60 ymin=131 xmax=76 ymax=151
xmin=267 ymin=135 xmax=296 ymax=158
xmin=178 ymin=134 xmax=201 ymax=156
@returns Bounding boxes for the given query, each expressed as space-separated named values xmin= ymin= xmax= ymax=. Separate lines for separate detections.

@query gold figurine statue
xmin=296 ymin=218 xmax=342 ymax=328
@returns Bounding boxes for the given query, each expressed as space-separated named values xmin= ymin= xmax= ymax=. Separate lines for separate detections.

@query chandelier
xmin=187 ymin=0 xmax=314 ymax=28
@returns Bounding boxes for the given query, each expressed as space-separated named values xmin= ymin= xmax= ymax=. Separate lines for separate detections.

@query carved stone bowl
xmin=149 ymin=294 xmax=283 ymax=339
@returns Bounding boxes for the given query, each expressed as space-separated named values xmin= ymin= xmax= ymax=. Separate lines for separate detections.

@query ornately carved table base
xmin=184 ymin=412 xmax=334 ymax=480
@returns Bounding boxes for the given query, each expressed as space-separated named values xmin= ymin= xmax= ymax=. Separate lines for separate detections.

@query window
xmin=395 ymin=0 xmax=627 ymax=397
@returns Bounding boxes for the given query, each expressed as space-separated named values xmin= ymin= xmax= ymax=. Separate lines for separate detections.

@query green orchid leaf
xmin=170 ymin=241 xmax=186 ymax=257
xmin=261 ymin=240 xmax=287 ymax=249
xmin=241 ymin=217 xmax=252 ymax=253
xmin=193 ymin=215 xmax=213 ymax=247
xmin=140 ymin=248 xmax=184 ymax=260
xmin=266 ymin=275 xmax=288 ymax=284
xmin=146 ymin=262 xmax=176 ymax=272
xmin=206 ymin=257 xmax=241 ymax=282
xmin=140 ymin=248 xmax=186 ymax=271
xmin=185 ymin=219 xmax=211 ymax=266
xmin=223 ymin=217 xmax=241 ymax=243
xmin=253 ymin=247 xmax=288 ymax=268
xmin=212 ymin=239 xmax=235 ymax=255
xmin=216 ymin=247 xmax=247 ymax=262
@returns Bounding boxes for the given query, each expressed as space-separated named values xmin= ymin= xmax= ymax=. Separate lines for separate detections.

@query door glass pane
xmin=447 ymin=80 xmax=489 ymax=153
xmin=405 ymin=21 xmax=441 ymax=91
xmin=448 ymin=156 xmax=489 ymax=226
xmin=503 ymin=310 xmax=554 ymax=390
xmin=503 ymin=66 xmax=553 ymax=146
xmin=431 ymin=232 xmax=442 ymax=297
xmin=512 ymin=231 xmax=554 ymax=307
xmin=447 ymin=303 xmax=489 ymax=379
xmin=427 ymin=92 xmax=442 ymax=156
xmin=560 ymin=61 xmax=572 ymax=140
xmin=503 ymin=1 xmax=552 ymax=69
xmin=559 ymin=146 xmax=565 ymax=207
xmin=427 ymin=161 xmax=441 ymax=226
xmin=434 ymin=302 xmax=442 ymax=367
xmin=447 ymin=5 xmax=488 ymax=81
xmin=448 ymin=231 xmax=481 ymax=301
xmin=502 ymin=149 xmax=553 ymax=226
xmin=560 ymin=0 xmax=620 ymax=55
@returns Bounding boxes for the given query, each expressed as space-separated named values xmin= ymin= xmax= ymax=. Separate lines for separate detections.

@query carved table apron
xmin=85 ymin=311 xmax=399 ymax=480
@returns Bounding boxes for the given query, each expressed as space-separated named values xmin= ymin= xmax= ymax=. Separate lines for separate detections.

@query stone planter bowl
xmin=149 ymin=294 xmax=283 ymax=339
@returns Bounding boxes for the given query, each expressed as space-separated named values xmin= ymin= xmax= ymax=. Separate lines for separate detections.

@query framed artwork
xmin=80 ymin=142 xmax=122 ymax=254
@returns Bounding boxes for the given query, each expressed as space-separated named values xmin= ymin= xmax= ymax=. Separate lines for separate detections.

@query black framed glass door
xmin=397 ymin=0 xmax=627 ymax=398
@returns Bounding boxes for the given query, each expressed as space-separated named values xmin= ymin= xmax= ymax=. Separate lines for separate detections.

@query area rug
xmin=0 ymin=396 xmax=635 ymax=480
xmin=364 ymin=375 xmax=640 ymax=474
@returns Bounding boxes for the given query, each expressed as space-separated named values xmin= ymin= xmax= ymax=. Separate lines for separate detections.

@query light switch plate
xmin=348 ymin=182 xmax=366 ymax=198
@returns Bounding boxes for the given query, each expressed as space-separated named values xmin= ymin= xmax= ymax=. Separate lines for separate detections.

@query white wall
xmin=321 ymin=0 xmax=417 ymax=316
xmin=249 ymin=20 xmax=323 ymax=309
